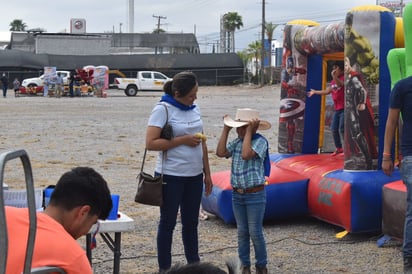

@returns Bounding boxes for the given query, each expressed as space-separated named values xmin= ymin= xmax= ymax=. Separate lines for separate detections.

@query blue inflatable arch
xmin=279 ymin=5 xmax=396 ymax=171
xmin=203 ymin=5 xmax=404 ymax=233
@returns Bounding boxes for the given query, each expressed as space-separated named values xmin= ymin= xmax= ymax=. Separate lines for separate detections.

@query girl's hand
xmin=185 ymin=134 xmax=202 ymax=147
xmin=247 ymin=119 xmax=260 ymax=133
xmin=331 ymin=68 xmax=338 ymax=78
xmin=307 ymin=89 xmax=316 ymax=97
xmin=203 ymin=175 xmax=213 ymax=196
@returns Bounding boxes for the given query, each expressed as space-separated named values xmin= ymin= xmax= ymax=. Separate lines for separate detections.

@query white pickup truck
xmin=21 ymin=70 xmax=70 ymax=88
xmin=113 ymin=71 xmax=171 ymax=96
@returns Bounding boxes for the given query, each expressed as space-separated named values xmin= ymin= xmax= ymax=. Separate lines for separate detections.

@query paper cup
xmin=107 ymin=194 xmax=120 ymax=220
xmin=44 ymin=188 xmax=54 ymax=208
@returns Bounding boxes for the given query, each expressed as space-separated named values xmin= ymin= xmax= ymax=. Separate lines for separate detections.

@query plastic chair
xmin=30 ymin=267 xmax=67 ymax=274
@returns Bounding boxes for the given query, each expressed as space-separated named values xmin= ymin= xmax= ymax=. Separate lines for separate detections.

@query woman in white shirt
xmin=145 ymin=71 xmax=213 ymax=272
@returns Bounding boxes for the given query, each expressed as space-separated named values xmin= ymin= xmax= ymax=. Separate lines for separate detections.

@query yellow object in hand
xmin=195 ymin=132 xmax=207 ymax=141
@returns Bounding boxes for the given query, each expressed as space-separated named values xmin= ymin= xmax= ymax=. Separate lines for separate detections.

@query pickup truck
xmin=18 ymin=70 xmax=71 ymax=95
xmin=114 ymin=71 xmax=171 ymax=96
xmin=21 ymin=70 xmax=70 ymax=88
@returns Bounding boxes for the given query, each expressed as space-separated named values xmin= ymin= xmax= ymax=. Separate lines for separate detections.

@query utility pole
xmin=401 ymin=0 xmax=404 ymax=16
xmin=152 ymin=15 xmax=166 ymax=54
xmin=215 ymin=40 xmax=220 ymax=53
xmin=128 ymin=0 xmax=134 ymax=33
xmin=260 ymin=0 xmax=266 ymax=86
xmin=152 ymin=15 xmax=167 ymax=33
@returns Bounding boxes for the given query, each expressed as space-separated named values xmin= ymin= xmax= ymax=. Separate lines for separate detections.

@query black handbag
xmin=134 ymin=149 xmax=165 ymax=206
xmin=160 ymin=103 xmax=174 ymax=140
xmin=135 ymin=104 xmax=171 ymax=206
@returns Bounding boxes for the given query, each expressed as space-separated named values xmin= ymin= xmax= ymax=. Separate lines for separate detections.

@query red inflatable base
xmin=204 ymin=153 xmax=402 ymax=232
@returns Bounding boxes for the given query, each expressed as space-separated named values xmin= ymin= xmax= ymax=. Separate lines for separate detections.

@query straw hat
xmin=223 ymin=108 xmax=271 ymax=130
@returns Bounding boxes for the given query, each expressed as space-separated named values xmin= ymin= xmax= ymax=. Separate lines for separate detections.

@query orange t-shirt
xmin=5 ymin=206 xmax=92 ymax=274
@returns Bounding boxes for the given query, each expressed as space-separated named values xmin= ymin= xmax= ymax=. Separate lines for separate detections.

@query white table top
xmin=89 ymin=212 xmax=134 ymax=233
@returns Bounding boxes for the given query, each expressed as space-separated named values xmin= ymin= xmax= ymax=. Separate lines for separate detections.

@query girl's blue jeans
xmin=232 ymin=189 xmax=267 ymax=268
xmin=331 ymin=109 xmax=344 ymax=149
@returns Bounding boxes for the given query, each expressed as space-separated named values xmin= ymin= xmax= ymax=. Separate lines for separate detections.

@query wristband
xmin=383 ymin=152 xmax=391 ymax=156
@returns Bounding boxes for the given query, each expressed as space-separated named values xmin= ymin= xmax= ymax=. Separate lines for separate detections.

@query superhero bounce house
xmin=202 ymin=4 xmax=408 ymax=234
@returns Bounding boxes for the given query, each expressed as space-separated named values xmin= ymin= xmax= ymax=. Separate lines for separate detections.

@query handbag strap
xmin=161 ymin=103 xmax=169 ymax=123
xmin=140 ymin=148 xmax=148 ymax=171
xmin=160 ymin=103 xmax=169 ymax=160
xmin=141 ymin=104 xmax=169 ymax=175
xmin=140 ymin=148 xmax=165 ymax=177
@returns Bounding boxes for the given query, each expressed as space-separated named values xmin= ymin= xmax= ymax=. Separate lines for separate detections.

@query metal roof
xmin=0 ymin=50 xmax=242 ymax=71
xmin=9 ymin=32 xmax=200 ymax=54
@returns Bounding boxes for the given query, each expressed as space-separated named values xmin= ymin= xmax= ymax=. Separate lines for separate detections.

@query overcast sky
xmin=1 ymin=0 xmax=410 ymax=53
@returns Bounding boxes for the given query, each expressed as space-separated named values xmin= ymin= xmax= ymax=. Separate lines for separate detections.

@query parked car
xmin=113 ymin=71 xmax=171 ymax=96
xmin=21 ymin=70 xmax=70 ymax=88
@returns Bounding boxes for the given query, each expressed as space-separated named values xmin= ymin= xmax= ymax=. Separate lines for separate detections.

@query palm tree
xmin=265 ymin=22 xmax=279 ymax=84
xmin=247 ymin=40 xmax=262 ymax=83
xmin=9 ymin=19 xmax=27 ymax=31
xmin=237 ymin=49 xmax=253 ymax=83
xmin=223 ymin=12 xmax=243 ymax=53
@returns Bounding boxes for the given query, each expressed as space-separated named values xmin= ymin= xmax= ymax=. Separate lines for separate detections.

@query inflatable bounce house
xmin=202 ymin=4 xmax=412 ymax=234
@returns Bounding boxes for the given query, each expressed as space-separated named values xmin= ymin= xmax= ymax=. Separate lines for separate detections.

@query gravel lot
xmin=0 ymin=85 xmax=404 ymax=273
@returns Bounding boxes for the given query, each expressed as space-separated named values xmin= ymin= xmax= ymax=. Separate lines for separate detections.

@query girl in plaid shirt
xmin=216 ymin=108 xmax=271 ymax=274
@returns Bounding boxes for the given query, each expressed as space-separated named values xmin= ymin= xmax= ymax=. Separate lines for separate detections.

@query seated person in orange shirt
xmin=5 ymin=167 xmax=113 ymax=274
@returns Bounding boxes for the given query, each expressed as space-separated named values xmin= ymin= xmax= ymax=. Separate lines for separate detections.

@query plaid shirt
xmin=227 ymin=135 xmax=268 ymax=189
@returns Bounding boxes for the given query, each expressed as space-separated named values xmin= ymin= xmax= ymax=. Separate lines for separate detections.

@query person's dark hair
xmin=164 ymin=262 xmax=227 ymax=274
xmin=49 ymin=167 xmax=112 ymax=219
xmin=164 ymin=257 xmax=240 ymax=274
xmin=163 ymin=71 xmax=197 ymax=98
xmin=333 ymin=61 xmax=344 ymax=71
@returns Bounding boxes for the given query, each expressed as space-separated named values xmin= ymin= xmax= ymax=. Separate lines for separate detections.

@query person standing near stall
xmin=13 ymin=77 xmax=20 ymax=97
xmin=1 ymin=73 xmax=8 ymax=98
xmin=55 ymin=72 xmax=64 ymax=98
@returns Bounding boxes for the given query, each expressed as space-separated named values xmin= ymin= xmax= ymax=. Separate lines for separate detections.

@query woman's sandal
xmin=199 ymin=209 xmax=208 ymax=220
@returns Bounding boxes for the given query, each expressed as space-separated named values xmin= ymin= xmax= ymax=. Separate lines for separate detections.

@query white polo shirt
xmin=148 ymin=102 xmax=204 ymax=177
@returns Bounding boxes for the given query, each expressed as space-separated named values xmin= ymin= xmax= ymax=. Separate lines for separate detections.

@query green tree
xmin=265 ymin=22 xmax=279 ymax=84
xmin=152 ymin=28 xmax=166 ymax=33
xmin=223 ymin=12 xmax=243 ymax=53
xmin=237 ymin=49 xmax=250 ymax=67
xmin=237 ymin=49 xmax=253 ymax=83
xmin=247 ymin=40 xmax=262 ymax=83
xmin=9 ymin=19 xmax=27 ymax=31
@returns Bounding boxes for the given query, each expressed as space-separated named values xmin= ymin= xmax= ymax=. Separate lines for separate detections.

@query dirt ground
xmin=0 ymin=85 xmax=404 ymax=273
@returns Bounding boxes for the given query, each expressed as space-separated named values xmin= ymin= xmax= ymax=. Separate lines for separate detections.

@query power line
xmin=196 ymin=10 xmax=357 ymax=53
xmin=197 ymin=7 xmax=357 ymax=41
